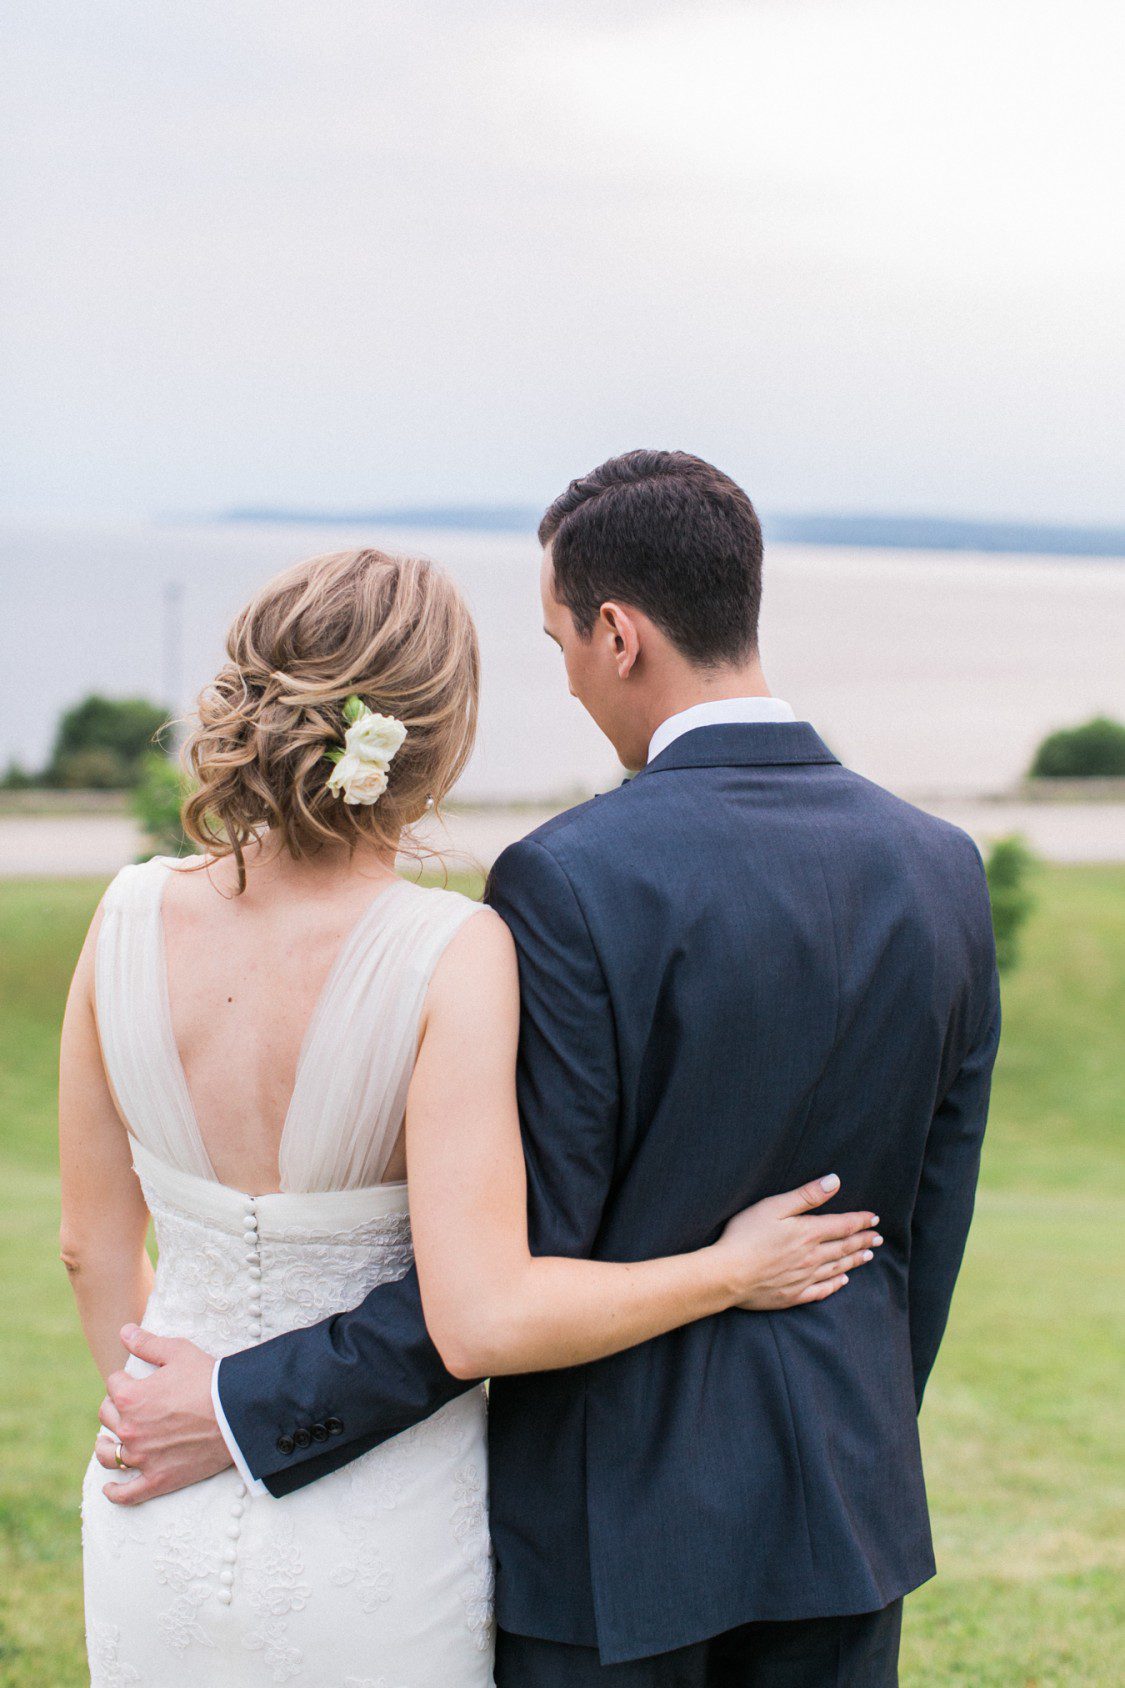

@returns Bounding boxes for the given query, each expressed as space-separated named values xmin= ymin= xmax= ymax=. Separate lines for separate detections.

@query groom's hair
xmin=539 ymin=450 xmax=762 ymax=665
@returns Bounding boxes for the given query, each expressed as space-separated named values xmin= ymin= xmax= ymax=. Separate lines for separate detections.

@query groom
xmin=108 ymin=451 xmax=1000 ymax=1685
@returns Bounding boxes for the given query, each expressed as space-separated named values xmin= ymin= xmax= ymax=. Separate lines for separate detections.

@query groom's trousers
xmin=494 ymin=1600 xmax=903 ymax=1688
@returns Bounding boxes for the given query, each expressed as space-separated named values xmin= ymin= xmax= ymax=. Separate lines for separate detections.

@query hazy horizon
xmin=4 ymin=518 xmax=1123 ymax=795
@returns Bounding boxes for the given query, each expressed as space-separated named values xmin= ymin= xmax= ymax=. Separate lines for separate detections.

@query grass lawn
xmin=1 ymin=866 xmax=1122 ymax=1685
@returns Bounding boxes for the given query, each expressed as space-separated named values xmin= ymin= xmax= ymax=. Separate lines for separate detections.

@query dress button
xmin=248 ymin=1265 xmax=262 ymax=1280
xmin=230 ymin=1501 xmax=244 ymax=1518
xmin=276 ymin=1435 xmax=295 ymax=1455
xmin=325 ymin=1416 xmax=344 ymax=1436
xmin=243 ymin=1208 xmax=258 ymax=1227
xmin=226 ymin=1522 xmax=241 ymax=1541
xmin=310 ymin=1423 xmax=329 ymax=1443
xmin=218 ymin=1588 xmax=233 ymax=1606
xmin=220 ymin=1568 xmax=235 ymax=1587
xmin=242 ymin=1231 xmax=258 ymax=1248
xmin=223 ymin=1546 xmax=237 ymax=1564
xmin=293 ymin=1427 xmax=312 ymax=1449
xmin=234 ymin=1482 xmax=247 ymax=1499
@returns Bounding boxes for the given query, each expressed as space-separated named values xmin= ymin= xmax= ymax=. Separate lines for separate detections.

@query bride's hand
xmin=713 ymin=1174 xmax=882 ymax=1310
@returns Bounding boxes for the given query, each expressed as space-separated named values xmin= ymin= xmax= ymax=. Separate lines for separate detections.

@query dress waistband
xmin=128 ymin=1136 xmax=410 ymax=1239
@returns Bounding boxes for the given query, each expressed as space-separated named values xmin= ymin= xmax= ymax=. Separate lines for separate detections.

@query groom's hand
xmin=95 ymin=1324 xmax=233 ymax=1505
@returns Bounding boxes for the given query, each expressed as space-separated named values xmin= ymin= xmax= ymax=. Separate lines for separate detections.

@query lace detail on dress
xmin=136 ymin=1182 xmax=415 ymax=1355
xmin=138 ymin=1187 xmax=251 ymax=1353
xmin=259 ymin=1213 xmax=414 ymax=1338
xmin=241 ymin=1510 xmax=311 ymax=1683
xmin=155 ymin=1494 xmax=217 ymax=1654
xmin=451 ymin=1463 xmax=496 ymax=1654
xmin=330 ymin=1509 xmax=396 ymax=1613
xmin=87 ymin=1622 xmax=142 ymax=1686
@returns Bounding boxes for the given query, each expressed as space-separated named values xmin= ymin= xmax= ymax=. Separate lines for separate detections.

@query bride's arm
xmin=59 ymin=911 xmax=153 ymax=1382
xmin=409 ymin=910 xmax=880 ymax=1380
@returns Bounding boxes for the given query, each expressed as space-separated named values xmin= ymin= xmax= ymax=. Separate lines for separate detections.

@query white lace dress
xmin=81 ymin=858 xmax=495 ymax=1687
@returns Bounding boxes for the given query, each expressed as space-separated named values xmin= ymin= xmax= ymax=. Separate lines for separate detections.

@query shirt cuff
xmin=211 ymin=1360 xmax=269 ymax=1497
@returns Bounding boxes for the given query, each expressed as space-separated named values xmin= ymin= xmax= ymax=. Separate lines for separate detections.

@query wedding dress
xmin=81 ymin=856 xmax=495 ymax=1687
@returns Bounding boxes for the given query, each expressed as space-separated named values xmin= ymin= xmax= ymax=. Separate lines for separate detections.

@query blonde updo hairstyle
xmin=182 ymin=549 xmax=479 ymax=890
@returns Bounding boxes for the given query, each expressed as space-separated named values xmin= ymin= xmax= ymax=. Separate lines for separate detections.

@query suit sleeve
xmin=216 ymin=1263 xmax=474 ymax=1497
xmin=484 ymin=834 xmax=620 ymax=1257
xmin=216 ymin=833 xmax=619 ymax=1495
xmin=908 ymin=866 xmax=1002 ymax=1409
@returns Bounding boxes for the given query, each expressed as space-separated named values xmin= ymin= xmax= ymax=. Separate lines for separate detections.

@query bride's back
xmin=96 ymin=847 xmax=482 ymax=1199
xmin=159 ymin=849 xmax=412 ymax=1192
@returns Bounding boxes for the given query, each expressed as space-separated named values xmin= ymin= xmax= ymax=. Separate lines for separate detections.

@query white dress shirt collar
xmin=647 ymin=697 xmax=797 ymax=765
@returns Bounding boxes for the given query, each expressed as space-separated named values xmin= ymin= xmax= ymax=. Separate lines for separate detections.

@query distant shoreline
xmin=212 ymin=507 xmax=1125 ymax=559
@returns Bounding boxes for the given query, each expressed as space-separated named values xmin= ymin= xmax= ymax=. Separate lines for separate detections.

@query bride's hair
xmin=182 ymin=548 xmax=479 ymax=890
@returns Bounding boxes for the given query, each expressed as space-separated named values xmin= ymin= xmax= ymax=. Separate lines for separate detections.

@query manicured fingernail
xmin=870 ymin=1216 xmax=880 ymax=1226
xmin=872 ymin=1235 xmax=883 ymax=1246
xmin=841 ymin=1274 xmax=849 ymax=1284
xmin=863 ymin=1250 xmax=874 ymax=1261
xmin=820 ymin=1174 xmax=840 ymax=1192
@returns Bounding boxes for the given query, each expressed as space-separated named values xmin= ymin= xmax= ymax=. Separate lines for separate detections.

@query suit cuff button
xmin=325 ymin=1416 xmax=344 ymax=1436
xmin=276 ymin=1434 xmax=295 ymax=1456
xmin=293 ymin=1427 xmax=312 ymax=1449
xmin=310 ymin=1423 xmax=329 ymax=1443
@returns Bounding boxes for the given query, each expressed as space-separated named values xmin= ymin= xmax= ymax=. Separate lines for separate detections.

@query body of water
xmin=3 ymin=519 xmax=1123 ymax=801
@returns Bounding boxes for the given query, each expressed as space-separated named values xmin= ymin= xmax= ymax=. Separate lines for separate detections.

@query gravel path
xmin=1 ymin=799 xmax=1121 ymax=879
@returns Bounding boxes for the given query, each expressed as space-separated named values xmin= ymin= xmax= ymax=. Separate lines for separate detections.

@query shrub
xmin=132 ymin=753 xmax=193 ymax=859
xmin=985 ymin=835 xmax=1036 ymax=972
xmin=53 ymin=747 xmax=130 ymax=789
xmin=0 ymin=761 xmax=37 ymax=790
xmin=46 ymin=694 xmax=171 ymax=789
xmin=1030 ymin=716 xmax=1125 ymax=779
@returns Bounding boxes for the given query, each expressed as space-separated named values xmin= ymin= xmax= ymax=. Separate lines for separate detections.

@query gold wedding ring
xmin=113 ymin=1441 xmax=130 ymax=1471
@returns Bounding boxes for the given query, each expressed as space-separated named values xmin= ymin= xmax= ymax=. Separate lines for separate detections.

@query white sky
xmin=2 ymin=0 xmax=1123 ymax=522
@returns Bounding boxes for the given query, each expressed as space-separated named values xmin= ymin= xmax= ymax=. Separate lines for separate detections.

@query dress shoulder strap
xmin=277 ymin=882 xmax=487 ymax=1193
xmin=94 ymin=856 xmax=216 ymax=1180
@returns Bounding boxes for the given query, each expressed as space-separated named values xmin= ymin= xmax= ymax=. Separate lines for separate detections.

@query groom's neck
xmin=646 ymin=651 xmax=772 ymax=732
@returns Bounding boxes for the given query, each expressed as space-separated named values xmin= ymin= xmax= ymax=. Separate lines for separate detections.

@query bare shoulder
xmin=439 ymin=903 xmax=514 ymax=974
xmin=427 ymin=903 xmax=516 ymax=1009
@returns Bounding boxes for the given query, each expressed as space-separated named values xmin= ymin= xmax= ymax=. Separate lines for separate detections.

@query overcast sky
xmin=2 ymin=0 xmax=1122 ymax=523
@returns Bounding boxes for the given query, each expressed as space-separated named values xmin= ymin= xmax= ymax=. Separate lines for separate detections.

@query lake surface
xmin=2 ymin=519 xmax=1123 ymax=801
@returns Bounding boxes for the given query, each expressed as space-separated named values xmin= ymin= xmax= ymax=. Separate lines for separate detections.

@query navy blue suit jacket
xmin=218 ymin=723 xmax=1000 ymax=1664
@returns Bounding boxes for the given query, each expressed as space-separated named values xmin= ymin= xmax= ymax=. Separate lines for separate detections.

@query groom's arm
xmin=908 ymin=906 xmax=1001 ymax=1411
xmin=216 ymin=1265 xmax=472 ymax=1496
xmin=216 ymin=833 xmax=619 ymax=1496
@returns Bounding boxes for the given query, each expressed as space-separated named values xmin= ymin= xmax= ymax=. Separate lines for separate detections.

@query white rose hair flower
xmin=325 ymin=695 xmax=408 ymax=806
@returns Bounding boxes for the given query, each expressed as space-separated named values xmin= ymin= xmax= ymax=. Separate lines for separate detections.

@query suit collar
xmin=637 ymin=721 xmax=838 ymax=775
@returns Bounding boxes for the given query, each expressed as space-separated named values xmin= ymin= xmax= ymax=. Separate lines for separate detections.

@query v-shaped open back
xmin=95 ymin=856 xmax=484 ymax=1194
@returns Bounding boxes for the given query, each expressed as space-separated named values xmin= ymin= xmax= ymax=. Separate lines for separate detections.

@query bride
xmin=60 ymin=547 xmax=881 ymax=1685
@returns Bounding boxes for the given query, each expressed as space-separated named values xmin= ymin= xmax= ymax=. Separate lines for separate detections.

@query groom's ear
xmin=599 ymin=602 xmax=641 ymax=679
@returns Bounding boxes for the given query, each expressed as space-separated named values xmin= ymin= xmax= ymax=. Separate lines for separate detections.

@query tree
xmin=46 ymin=695 xmax=171 ymax=789
xmin=985 ymin=836 xmax=1036 ymax=972
xmin=131 ymin=753 xmax=193 ymax=859
xmin=1030 ymin=716 xmax=1125 ymax=779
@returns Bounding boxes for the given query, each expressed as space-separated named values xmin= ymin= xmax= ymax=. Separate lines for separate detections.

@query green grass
xmin=1 ymin=868 xmax=1122 ymax=1685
